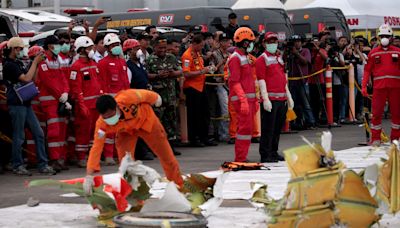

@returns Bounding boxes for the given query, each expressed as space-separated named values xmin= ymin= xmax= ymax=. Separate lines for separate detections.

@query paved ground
xmin=0 ymin=120 xmax=392 ymax=208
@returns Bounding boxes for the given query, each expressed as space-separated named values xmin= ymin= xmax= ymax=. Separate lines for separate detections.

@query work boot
xmin=172 ymin=148 xmax=182 ymax=156
xmin=136 ymin=152 xmax=155 ymax=161
xmin=38 ymin=165 xmax=56 ymax=175
xmin=77 ymin=160 xmax=87 ymax=168
xmin=105 ymin=157 xmax=116 ymax=166
xmin=190 ymin=140 xmax=205 ymax=147
xmin=227 ymin=138 xmax=236 ymax=144
xmin=370 ymin=140 xmax=381 ymax=147
xmin=202 ymin=139 xmax=218 ymax=146
xmin=273 ymin=153 xmax=285 ymax=161
xmin=58 ymin=159 xmax=69 ymax=170
xmin=13 ymin=165 xmax=32 ymax=176
xmin=49 ymin=160 xmax=62 ymax=173
xmin=251 ymin=137 xmax=260 ymax=143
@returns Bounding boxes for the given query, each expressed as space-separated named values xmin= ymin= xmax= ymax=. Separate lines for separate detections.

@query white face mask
xmin=246 ymin=42 xmax=254 ymax=53
xmin=103 ymin=109 xmax=120 ymax=126
xmin=87 ymin=49 xmax=95 ymax=59
xmin=381 ymin=38 xmax=390 ymax=47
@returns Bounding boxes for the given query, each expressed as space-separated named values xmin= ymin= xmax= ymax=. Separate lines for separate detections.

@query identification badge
xmin=70 ymin=71 xmax=77 ymax=80
xmin=41 ymin=64 xmax=48 ymax=71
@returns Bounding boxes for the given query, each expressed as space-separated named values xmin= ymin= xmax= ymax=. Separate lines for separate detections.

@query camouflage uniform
xmin=146 ymin=53 xmax=181 ymax=140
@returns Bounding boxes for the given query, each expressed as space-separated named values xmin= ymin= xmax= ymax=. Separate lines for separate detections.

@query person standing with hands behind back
xmin=3 ymin=37 xmax=56 ymax=175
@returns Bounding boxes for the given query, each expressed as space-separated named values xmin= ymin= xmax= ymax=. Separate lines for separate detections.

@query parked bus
xmin=286 ymin=7 xmax=350 ymax=40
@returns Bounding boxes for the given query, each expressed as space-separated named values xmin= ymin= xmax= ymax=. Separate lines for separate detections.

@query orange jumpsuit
xmin=87 ymin=89 xmax=183 ymax=187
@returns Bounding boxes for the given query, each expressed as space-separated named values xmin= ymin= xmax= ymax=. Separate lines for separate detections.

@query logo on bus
xmin=158 ymin=14 xmax=174 ymax=25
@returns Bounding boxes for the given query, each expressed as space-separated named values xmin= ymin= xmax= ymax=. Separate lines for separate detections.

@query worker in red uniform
xmin=227 ymin=27 xmax=257 ymax=162
xmin=362 ymin=24 xmax=400 ymax=146
xmin=25 ymin=46 xmax=46 ymax=165
xmin=256 ymin=32 xmax=294 ymax=163
xmin=97 ymin=33 xmax=130 ymax=165
xmin=37 ymin=35 xmax=71 ymax=171
xmin=83 ymin=89 xmax=183 ymax=195
xmin=69 ymin=36 xmax=103 ymax=167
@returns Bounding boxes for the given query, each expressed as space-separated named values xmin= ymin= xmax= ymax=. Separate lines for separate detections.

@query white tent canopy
xmin=284 ymin=0 xmax=315 ymax=10
xmin=302 ymin=0 xmax=400 ymax=30
xmin=231 ymin=0 xmax=284 ymax=10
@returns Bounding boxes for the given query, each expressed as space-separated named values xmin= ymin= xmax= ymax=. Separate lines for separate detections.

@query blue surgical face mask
xmin=51 ymin=44 xmax=61 ymax=56
xmin=266 ymin=43 xmax=278 ymax=54
xmin=16 ymin=49 xmax=24 ymax=59
xmin=111 ymin=46 xmax=123 ymax=56
xmin=60 ymin=43 xmax=71 ymax=54
xmin=103 ymin=109 xmax=120 ymax=126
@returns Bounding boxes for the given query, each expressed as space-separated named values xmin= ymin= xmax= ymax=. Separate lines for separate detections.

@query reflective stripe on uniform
xmin=26 ymin=140 xmax=35 ymax=145
xmin=236 ymin=134 xmax=252 ymax=140
xmin=373 ymin=75 xmax=400 ymax=81
xmin=230 ymin=52 xmax=249 ymax=66
xmin=392 ymin=123 xmax=400 ymax=130
xmin=370 ymin=124 xmax=382 ymax=130
xmin=67 ymin=136 xmax=76 ymax=142
xmin=48 ymin=142 xmax=66 ymax=148
xmin=230 ymin=93 xmax=256 ymax=102
xmin=76 ymin=148 xmax=88 ymax=152
xmin=31 ymin=100 xmax=40 ymax=105
xmin=105 ymin=138 xmax=115 ymax=144
xmin=39 ymin=96 xmax=56 ymax=101
xmin=80 ymin=66 xmax=97 ymax=71
xmin=47 ymin=117 xmax=66 ymax=125
xmin=268 ymin=92 xmax=287 ymax=98
xmin=83 ymin=95 xmax=100 ymax=101
xmin=109 ymin=93 xmax=117 ymax=97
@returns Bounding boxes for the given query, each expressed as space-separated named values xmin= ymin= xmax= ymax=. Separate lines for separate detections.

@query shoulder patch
xmin=70 ymin=71 xmax=77 ymax=80
xmin=184 ymin=59 xmax=190 ymax=68
xmin=41 ymin=64 xmax=48 ymax=71
xmin=97 ymin=129 xmax=106 ymax=139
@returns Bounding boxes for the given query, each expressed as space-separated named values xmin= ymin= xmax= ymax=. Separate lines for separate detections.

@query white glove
xmin=83 ymin=175 xmax=94 ymax=196
xmin=126 ymin=160 xmax=161 ymax=190
xmin=286 ymin=84 xmax=294 ymax=109
xmin=288 ymin=97 xmax=294 ymax=110
xmin=65 ymin=102 xmax=72 ymax=110
xmin=155 ymin=95 xmax=162 ymax=107
xmin=263 ymin=99 xmax=272 ymax=112
xmin=59 ymin=93 xmax=68 ymax=103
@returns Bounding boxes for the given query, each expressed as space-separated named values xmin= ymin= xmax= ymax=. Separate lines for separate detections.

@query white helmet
xmin=74 ymin=36 xmax=94 ymax=52
xmin=378 ymin=24 xmax=393 ymax=36
xmin=103 ymin=33 xmax=121 ymax=46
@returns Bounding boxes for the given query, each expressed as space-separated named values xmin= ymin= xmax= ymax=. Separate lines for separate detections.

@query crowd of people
xmin=0 ymin=12 xmax=400 ymax=176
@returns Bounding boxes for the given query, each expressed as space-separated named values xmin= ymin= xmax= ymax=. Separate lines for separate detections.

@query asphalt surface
xmin=0 ymin=120 xmax=391 ymax=208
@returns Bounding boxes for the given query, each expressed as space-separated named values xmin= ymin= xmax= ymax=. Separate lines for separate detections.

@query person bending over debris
xmin=83 ymin=89 xmax=183 ymax=195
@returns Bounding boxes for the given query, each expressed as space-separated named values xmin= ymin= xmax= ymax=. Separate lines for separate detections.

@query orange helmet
xmin=123 ymin=39 xmax=140 ymax=52
xmin=28 ymin=45 xmax=44 ymax=58
xmin=234 ymin=27 xmax=255 ymax=43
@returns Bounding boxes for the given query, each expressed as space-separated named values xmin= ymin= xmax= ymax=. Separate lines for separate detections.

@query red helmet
xmin=264 ymin=32 xmax=278 ymax=41
xmin=28 ymin=46 xmax=44 ymax=58
xmin=123 ymin=39 xmax=140 ymax=52
xmin=0 ymin=41 xmax=8 ymax=50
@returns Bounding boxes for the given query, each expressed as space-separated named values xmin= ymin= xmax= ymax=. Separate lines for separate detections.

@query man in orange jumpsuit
xmin=362 ymin=24 xmax=400 ymax=146
xmin=227 ymin=27 xmax=258 ymax=162
xmin=69 ymin=36 xmax=103 ymax=167
xmin=97 ymin=33 xmax=130 ymax=165
xmin=83 ymin=89 xmax=183 ymax=194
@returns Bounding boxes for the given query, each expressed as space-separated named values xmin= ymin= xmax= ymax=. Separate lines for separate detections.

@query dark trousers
xmin=184 ymin=87 xmax=210 ymax=143
xmin=309 ymin=83 xmax=326 ymax=124
xmin=259 ymin=100 xmax=288 ymax=161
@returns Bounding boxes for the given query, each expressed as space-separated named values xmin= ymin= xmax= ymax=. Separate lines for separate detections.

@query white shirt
xmin=93 ymin=50 xmax=107 ymax=63
xmin=136 ymin=49 xmax=149 ymax=66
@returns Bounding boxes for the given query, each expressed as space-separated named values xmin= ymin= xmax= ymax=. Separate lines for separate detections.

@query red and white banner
xmin=346 ymin=15 xmax=400 ymax=30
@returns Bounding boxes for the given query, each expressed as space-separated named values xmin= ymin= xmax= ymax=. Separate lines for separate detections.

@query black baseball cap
xmin=137 ymin=33 xmax=151 ymax=40
xmin=189 ymin=25 xmax=202 ymax=33
xmin=44 ymin=35 xmax=60 ymax=47
xmin=219 ymin=33 xmax=230 ymax=41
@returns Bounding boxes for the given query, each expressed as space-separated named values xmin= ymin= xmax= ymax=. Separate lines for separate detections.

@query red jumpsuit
xmin=363 ymin=45 xmax=400 ymax=142
xmin=97 ymin=55 xmax=130 ymax=158
xmin=256 ymin=51 xmax=288 ymax=161
xmin=37 ymin=52 xmax=69 ymax=160
xmin=228 ymin=49 xmax=257 ymax=162
xmin=58 ymin=53 xmax=75 ymax=158
xmin=69 ymin=57 xmax=103 ymax=160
